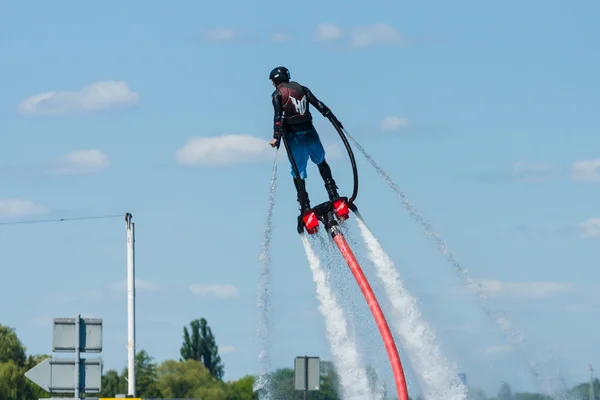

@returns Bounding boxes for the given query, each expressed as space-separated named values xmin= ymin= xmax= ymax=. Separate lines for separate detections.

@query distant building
xmin=458 ymin=372 xmax=467 ymax=386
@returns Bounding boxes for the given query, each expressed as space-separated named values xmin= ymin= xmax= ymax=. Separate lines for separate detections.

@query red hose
xmin=333 ymin=233 xmax=409 ymax=400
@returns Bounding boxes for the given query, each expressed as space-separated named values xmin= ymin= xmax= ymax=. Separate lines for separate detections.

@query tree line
xmin=0 ymin=320 xmax=598 ymax=399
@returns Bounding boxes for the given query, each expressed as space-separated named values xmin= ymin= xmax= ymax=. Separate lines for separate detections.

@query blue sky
xmin=1 ymin=0 xmax=599 ymax=397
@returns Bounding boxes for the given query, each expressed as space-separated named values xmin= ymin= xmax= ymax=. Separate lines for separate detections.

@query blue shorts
xmin=285 ymin=128 xmax=326 ymax=179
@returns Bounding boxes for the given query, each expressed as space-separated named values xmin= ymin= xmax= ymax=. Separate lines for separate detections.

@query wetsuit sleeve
xmin=303 ymin=85 xmax=343 ymax=128
xmin=271 ymin=89 xmax=284 ymax=139
xmin=302 ymin=86 xmax=332 ymax=116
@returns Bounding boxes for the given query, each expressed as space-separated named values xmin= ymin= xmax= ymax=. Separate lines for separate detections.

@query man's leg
xmin=293 ymin=176 xmax=310 ymax=213
xmin=317 ymin=159 xmax=339 ymax=200
xmin=286 ymin=133 xmax=311 ymax=212
xmin=306 ymin=129 xmax=339 ymax=200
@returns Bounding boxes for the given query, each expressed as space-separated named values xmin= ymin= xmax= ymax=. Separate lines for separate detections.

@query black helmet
xmin=269 ymin=66 xmax=290 ymax=85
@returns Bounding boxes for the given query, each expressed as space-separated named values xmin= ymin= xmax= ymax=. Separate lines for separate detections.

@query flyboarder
xmin=264 ymin=68 xmax=409 ymax=400
xmin=268 ymin=66 xmax=344 ymax=214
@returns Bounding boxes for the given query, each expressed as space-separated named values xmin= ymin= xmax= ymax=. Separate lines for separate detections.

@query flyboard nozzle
xmin=318 ymin=208 xmax=340 ymax=238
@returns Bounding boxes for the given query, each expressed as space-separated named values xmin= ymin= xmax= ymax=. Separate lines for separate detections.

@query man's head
xmin=269 ymin=66 xmax=290 ymax=87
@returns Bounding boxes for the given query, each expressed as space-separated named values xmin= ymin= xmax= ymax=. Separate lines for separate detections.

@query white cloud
xmin=189 ymin=284 xmax=238 ymax=299
xmin=18 ymin=80 xmax=139 ymax=116
xmin=271 ymin=32 xmax=290 ymax=42
xmin=381 ymin=116 xmax=409 ymax=132
xmin=203 ymin=28 xmax=235 ymax=42
xmin=572 ymin=159 xmax=600 ymax=182
xmin=580 ymin=217 xmax=600 ymax=238
xmin=109 ymin=279 xmax=158 ymax=293
xmin=220 ymin=345 xmax=236 ymax=354
xmin=350 ymin=23 xmax=405 ymax=48
xmin=478 ymin=279 xmax=573 ymax=298
xmin=512 ymin=161 xmax=557 ymax=183
xmin=176 ymin=134 xmax=343 ymax=168
xmin=483 ymin=345 xmax=512 ymax=354
xmin=315 ymin=24 xmax=343 ymax=42
xmin=0 ymin=199 xmax=47 ymax=219
xmin=46 ymin=149 xmax=110 ymax=175
xmin=176 ymin=134 xmax=273 ymax=166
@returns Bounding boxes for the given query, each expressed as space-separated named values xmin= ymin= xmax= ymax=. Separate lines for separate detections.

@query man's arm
xmin=271 ymin=89 xmax=284 ymax=139
xmin=302 ymin=86 xmax=330 ymax=115
xmin=303 ymin=86 xmax=343 ymax=128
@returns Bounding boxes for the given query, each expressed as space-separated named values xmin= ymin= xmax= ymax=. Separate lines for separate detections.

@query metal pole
xmin=74 ymin=314 xmax=80 ymax=399
xmin=304 ymin=355 xmax=308 ymax=400
xmin=126 ymin=213 xmax=136 ymax=397
xmin=590 ymin=365 xmax=594 ymax=400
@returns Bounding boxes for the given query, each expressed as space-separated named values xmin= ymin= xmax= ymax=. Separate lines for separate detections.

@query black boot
xmin=293 ymin=178 xmax=311 ymax=213
xmin=324 ymin=179 xmax=339 ymax=200
xmin=318 ymin=160 xmax=339 ymax=200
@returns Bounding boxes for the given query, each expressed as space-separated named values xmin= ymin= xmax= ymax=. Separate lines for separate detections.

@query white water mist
xmin=254 ymin=156 xmax=278 ymax=400
xmin=301 ymin=233 xmax=377 ymax=400
xmin=316 ymin=231 xmax=387 ymax=400
xmin=355 ymin=213 xmax=467 ymax=400
xmin=345 ymin=131 xmax=566 ymax=397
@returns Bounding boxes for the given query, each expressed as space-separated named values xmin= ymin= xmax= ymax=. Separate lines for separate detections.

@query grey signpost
xmin=294 ymin=356 xmax=320 ymax=399
xmin=25 ymin=314 xmax=103 ymax=399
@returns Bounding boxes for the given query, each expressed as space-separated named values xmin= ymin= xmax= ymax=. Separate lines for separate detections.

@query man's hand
xmin=271 ymin=122 xmax=283 ymax=148
xmin=322 ymin=108 xmax=343 ymax=129
xmin=328 ymin=114 xmax=343 ymax=129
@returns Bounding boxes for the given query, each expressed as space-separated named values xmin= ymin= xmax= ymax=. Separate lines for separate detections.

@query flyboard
xmin=280 ymin=117 xmax=409 ymax=400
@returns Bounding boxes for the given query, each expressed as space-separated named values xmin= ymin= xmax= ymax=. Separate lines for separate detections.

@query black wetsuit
xmin=270 ymin=80 xmax=341 ymax=206
xmin=271 ymin=81 xmax=333 ymax=138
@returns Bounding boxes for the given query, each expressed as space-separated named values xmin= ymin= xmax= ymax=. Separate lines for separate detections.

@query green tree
xmin=569 ymin=380 xmax=600 ymax=400
xmin=511 ymin=393 xmax=553 ymax=400
xmin=0 ymin=360 xmax=24 ymax=400
xmin=314 ymin=365 xmax=341 ymax=400
xmin=116 ymin=350 xmax=162 ymax=397
xmin=499 ymin=382 xmax=513 ymax=400
xmin=225 ymin=375 xmax=258 ymax=400
xmin=0 ymin=325 xmax=27 ymax=366
xmin=261 ymin=367 xmax=341 ymax=400
xmin=181 ymin=319 xmax=202 ymax=361
xmin=157 ymin=358 xmax=226 ymax=399
xmin=180 ymin=318 xmax=225 ymax=380
xmin=267 ymin=368 xmax=299 ymax=399
xmin=131 ymin=349 xmax=162 ymax=397
xmin=467 ymin=386 xmax=489 ymax=400
xmin=0 ymin=325 xmax=33 ymax=400
xmin=22 ymin=354 xmax=51 ymax=400
xmin=99 ymin=369 xmax=124 ymax=398
xmin=13 ymin=318 xmax=600 ymax=400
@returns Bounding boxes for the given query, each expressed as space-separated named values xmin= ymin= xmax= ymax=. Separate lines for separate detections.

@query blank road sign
xmin=53 ymin=317 xmax=103 ymax=352
xmin=294 ymin=356 xmax=320 ymax=391
xmin=25 ymin=357 xmax=102 ymax=393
